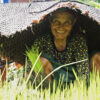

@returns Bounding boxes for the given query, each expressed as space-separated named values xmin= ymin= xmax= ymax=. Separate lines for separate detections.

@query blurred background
xmin=0 ymin=0 xmax=52 ymax=3
xmin=0 ymin=0 xmax=100 ymax=4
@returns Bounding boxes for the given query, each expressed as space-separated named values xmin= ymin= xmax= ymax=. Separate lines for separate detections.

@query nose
xmin=57 ymin=24 xmax=65 ymax=29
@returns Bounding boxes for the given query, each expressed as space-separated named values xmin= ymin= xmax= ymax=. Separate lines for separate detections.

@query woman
xmin=26 ymin=8 xmax=89 ymax=84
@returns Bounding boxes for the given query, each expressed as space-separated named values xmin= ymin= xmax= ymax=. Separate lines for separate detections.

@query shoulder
xmin=33 ymin=33 xmax=52 ymax=48
xmin=34 ymin=33 xmax=51 ymax=42
xmin=67 ymin=34 xmax=88 ymax=51
xmin=33 ymin=33 xmax=51 ymax=45
xmin=69 ymin=34 xmax=87 ymax=45
xmin=71 ymin=34 xmax=86 ymax=41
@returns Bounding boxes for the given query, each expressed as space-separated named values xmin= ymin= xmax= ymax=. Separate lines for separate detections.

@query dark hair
xmin=49 ymin=7 xmax=77 ymax=23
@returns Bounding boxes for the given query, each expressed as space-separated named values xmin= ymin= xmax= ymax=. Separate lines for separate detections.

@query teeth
xmin=57 ymin=30 xmax=65 ymax=33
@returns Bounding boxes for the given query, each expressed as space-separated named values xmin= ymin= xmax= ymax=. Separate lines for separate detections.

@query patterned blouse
xmin=29 ymin=33 xmax=89 ymax=81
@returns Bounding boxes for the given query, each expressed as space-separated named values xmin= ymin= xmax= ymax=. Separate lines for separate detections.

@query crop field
xmin=0 ymin=0 xmax=100 ymax=100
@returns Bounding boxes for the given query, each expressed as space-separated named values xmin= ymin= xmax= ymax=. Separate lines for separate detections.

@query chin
xmin=55 ymin=34 xmax=66 ymax=39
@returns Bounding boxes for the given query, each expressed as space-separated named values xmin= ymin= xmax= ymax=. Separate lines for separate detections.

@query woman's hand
xmin=90 ymin=52 xmax=100 ymax=72
xmin=40 ymin=57 xmax=54 ymax=81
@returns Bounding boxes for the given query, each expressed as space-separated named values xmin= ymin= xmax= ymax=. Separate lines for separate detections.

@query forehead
xmin=52 ymin=11 xmax=74 ymax=20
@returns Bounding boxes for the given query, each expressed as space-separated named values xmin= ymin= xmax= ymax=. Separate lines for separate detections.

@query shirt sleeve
xmin=73 ymin=35 xmax=89 ymax=81
xmin=32 ymin=34 xmax=49 ymax=53
xmin=32 ymin=36 xmax=43 ymax=52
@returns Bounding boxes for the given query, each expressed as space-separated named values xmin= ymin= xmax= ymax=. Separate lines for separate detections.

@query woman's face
xmin=51 ymin=11 xmax=76 ymax=40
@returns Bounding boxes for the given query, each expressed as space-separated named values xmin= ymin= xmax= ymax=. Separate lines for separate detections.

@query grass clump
xmin=26 ymin=46 xmax=43 ymax=73
xmin=0 ymin=48 xmax=100 ymax=100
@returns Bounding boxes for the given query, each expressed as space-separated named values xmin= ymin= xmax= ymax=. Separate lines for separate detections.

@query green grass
xmin=88 ymin=1 xmax=100 ymax=8
xmin=0 ymin=1 xmax=100 ymax=99
xmin=0 ymin=48 xmax=100 ymax=100
xmin=76 ymin=0 xmax=100 ymax=8
xmin=0 ymin=66 xmax=100 ymax=100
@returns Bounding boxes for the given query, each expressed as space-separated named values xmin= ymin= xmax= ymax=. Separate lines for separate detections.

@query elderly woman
xmin=26 ymin=8 xmax=89 ymax=84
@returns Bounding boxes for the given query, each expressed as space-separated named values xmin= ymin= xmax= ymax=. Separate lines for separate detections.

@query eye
xmin=52 ymin=20 xmax=60 ymax=25
xmin=65 ymin=21 xmax=72 ymax=26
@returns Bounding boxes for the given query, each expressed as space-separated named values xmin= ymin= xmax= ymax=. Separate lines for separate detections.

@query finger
xmin=48 ymin=64 xmax=54 ymax=76
xmin=40 ymin=57 xmax=48 ymax=67
xmin=44 ymin=69 xmax=51 ymax=80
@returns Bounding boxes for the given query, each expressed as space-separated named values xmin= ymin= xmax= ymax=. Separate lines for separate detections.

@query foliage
xmin=26 ymin=46 xmax=43 ymax=73
xmin=0 ymin=65 xmax=100 ymax=100
xmin=0 ymin=1 xmax=100 ymax=99
xmin=0 ymin=49 xmax=100 ymax=100
xmin=77 ymin=0 xmax=100 ymax=8
xmin=88 ymin=1 xmax=100 ymax=8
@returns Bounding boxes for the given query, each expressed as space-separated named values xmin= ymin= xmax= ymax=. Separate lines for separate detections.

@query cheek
xmin=64 ymin=27 xmax=72 ymax=35
xmin=51 ymin=26 xmax=56 ymax=34
xmin=51 ymin=25 xmax=73 ymax=37
xmin=65 ymin=26 xmax=73 ymax=31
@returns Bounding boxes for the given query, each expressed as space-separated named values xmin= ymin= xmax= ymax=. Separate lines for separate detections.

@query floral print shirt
xmin=31 ymin=33 xmax=89 ymax=80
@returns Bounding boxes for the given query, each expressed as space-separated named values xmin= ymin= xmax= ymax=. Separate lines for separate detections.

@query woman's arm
xmin=40 ymin=57 xmax=54 ymax=80
xmin=25 ymin=34 xmax=54 ymax=81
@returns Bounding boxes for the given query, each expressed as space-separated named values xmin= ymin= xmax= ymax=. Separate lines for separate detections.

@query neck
xmin=54 ymin=38 xmax=67 ymax=51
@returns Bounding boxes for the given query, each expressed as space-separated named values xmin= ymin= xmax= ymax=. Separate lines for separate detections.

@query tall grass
xmin=0 ymin=48 xmax=100 ymax=100
xmin=0 ymin=1 xmax=100 ymax=99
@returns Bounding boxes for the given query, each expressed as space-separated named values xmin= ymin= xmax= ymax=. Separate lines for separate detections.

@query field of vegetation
xmin=0 ymin=0 xmax=100 ymax=100
xmin=0 ymin=47 xmax=100 ymax=100
xmin=0 ymin=71 xmax=100 ymax=100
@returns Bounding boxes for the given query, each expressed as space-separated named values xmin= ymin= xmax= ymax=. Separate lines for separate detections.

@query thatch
xmin=0 ymin=1 xmax=100 ymax=64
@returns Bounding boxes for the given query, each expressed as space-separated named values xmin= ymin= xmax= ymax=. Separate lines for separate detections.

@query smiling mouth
xmin=56 ymin=30 xmax=65 ymax=34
